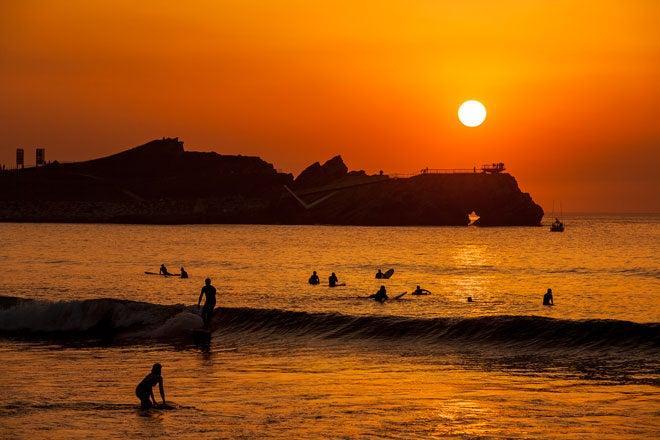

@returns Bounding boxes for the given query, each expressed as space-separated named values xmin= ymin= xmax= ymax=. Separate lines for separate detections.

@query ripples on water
xmin=0 ymin=215 xmax=658 ymax=438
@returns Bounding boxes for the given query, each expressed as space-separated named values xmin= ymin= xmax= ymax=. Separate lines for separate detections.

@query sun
xmin=458 ymin=100 xmax=487 ymax=127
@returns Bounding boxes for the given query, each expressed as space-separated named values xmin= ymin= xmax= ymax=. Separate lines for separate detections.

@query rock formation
xmin=0 ymin=138 xmax=543 ymax=226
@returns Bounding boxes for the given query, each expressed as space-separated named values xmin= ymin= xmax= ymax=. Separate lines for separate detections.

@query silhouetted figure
xmin=467 ymin=296 xmax=473 ymax=303
xmin=159 ymin=264 xmax=170 ymax=276
xmin=135 ymin=363 xmax=165 ymax=409
xmin=412 ymin=285 xmax=431 ymax=296
xmin=370 ymin=285 xmax=388 ymax=303
xmin=197 ymin=278 xmax=217 ymax=328
xmin=180 ymin=267 xmax=188 ymax=279
xmin=375 ymin=269 xmax=384 ymax=279
xmin=308 ymin=271 xmax=320 ymax=285
xmin=328 ymin=272 xmax=339 ymax=287
xmin=543 ymin=288 xmax=554 ymax=306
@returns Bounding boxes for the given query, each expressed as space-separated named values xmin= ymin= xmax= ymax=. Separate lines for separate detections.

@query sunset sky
xmin=1 ymin=0 xmax=658 ymax=212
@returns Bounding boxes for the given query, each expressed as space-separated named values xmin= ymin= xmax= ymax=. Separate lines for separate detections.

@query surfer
xmin=308 ymin=271 xmax=320 ymax=285
xmin=543 ymin=288 xmax=554 ymax=306
xmin=197 ymin=278 xmax=217 ymax=328
xmin=375 ymin=269 xmax=384 ymax=279
xmin=328 ymin=272 xmax=339 ymax=287
xmin=135 ymin=363 xmax=166 ymax=410
xmin=370 ymin=285 xmax=388 ymax=303
xmin=159 ymin=264 xmax=170 ymax=276
xmin=180 ymin=267 xmax=188 ymax=279
xmin=412 ymin=285 xmax=431 ymax=295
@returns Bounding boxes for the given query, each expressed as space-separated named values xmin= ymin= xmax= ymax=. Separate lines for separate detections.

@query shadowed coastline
xmin=0 ymin=138 xmax=543 ymax=226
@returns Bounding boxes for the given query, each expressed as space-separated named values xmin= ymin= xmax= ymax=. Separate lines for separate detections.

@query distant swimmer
xmin=180 ymin=267 xmax=189 ymax=279
xmin=308 ymin=271 xmax=320 ymax=285
xmin=197 ymin=278 xmax=217 ymax=328
xmin=135 ymin=363 xmax=166 ymax=410
xmin=412 ymin=285 xmax=431 ymax=296
xmin=375 ymin=269 xmax=384 ymax=279
xmin=543 ymin=288 xmax=554 ymax=306
xmin=159 ymin=264 xmax=170 ymax=276
xmin=328 ymin=272 xmax=339 ymax=287
xmin=370 ymin=285 xmax=389 ymax=303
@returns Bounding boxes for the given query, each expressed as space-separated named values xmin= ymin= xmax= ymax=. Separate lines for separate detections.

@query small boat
xmin=550 ymin=221 xmax=564 ymax=232
xmin=549 ymin=201 xmax=565 ymax=232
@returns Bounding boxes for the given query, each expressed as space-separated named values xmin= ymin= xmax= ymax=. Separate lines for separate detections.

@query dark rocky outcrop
xmin=0 ymin=138 xmax=543 ymax=226
xmin=293 ymin=155 xmax=348 ymax=189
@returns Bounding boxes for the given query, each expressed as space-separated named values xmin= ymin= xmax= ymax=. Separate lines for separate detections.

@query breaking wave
xmin=0 ymin=296 xmax=658 ymax=354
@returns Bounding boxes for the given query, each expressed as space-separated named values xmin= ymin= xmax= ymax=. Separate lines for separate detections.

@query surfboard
xmin=360 ymin=292 xmax=406 ymax=301
xmin=382 ymin=268 xmax=395 ymax=279
xmin=144 ymin=271 xmax=181 ymax=277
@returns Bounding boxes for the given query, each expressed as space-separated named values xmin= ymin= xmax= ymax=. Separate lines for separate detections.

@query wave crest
xmin=0 ymin=296 xmax=657 ymax=353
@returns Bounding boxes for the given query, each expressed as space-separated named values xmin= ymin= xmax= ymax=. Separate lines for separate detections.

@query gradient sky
xmin=1 ymin=0 xmax=658 ymax=212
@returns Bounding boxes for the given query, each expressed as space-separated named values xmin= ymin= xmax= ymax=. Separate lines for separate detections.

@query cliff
xmin=0 ymin=138 xmax=543 ymax=226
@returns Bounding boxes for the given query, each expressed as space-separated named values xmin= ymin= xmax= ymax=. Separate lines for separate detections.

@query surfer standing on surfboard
xmin=197 ymin=278 xmax=217 ymax=328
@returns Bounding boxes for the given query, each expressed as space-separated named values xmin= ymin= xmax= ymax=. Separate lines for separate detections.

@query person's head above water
xmin=152 ymin=363 xmax=162 ymax=374
xmin=416 ymin=285 xmax=420 ymax=289
xmin=205 ymin=277 xmax=211 ymax=285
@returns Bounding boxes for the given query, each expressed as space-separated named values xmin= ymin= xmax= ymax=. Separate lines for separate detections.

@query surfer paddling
xmin=197 ymin=277 xmax=217 ymax=329
xmin=135 ymin=363 xmax=166 ymax=410
xmin=412 ymin=285 xmax=431 ymax=296
xmin=159 ymin=264 xmax=171 ymax=276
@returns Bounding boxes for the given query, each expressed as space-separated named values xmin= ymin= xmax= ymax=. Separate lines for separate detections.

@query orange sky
xmin=1 ymin=0 xmax=658 ymax=212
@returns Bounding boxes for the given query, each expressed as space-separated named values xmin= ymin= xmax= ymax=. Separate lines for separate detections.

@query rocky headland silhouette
xmin=0 ymin=138 xmax=543 ymax=226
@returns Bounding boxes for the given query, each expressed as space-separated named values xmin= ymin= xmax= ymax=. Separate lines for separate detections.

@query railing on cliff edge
xmin=389 ymin=163 xmax=505 ymax=179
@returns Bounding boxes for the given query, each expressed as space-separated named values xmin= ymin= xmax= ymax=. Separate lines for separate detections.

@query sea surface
xmin=0 ymin=215 xmax=658 ymax=438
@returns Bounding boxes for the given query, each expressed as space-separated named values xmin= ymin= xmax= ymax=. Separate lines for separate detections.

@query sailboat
xmin=550 ymin=201 xmax=565 ymax=232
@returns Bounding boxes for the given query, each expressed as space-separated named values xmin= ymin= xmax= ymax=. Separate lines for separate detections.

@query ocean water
xmin=0 ymin=215 xmax=658 ymax=438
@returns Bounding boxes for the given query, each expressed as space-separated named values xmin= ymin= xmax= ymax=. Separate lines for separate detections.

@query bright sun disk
xmin=458 ymin=100 xmax=487 ymax=127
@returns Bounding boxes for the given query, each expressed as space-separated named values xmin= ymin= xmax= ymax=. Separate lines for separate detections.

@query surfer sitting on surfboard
xmin=180 ymin=267 xmax=188 ymax=279
xmin=159 ymin=264 xmax=171 ymax=276
xmin=369 ymin=285 xmax=389 ymax=303
xmin=543 ymin=288 xmax=554 ymax=306
xmin=308 ymin=271 xmax=320 ymax=285
xmin=412 ymin=285 xmax=431 ymax=296
xmin=375 ymin=268 xmax=394 ymax=279
xmin=135 ymin=363 xmax=166 ymax=410
xmin=328 ymin=272 xmax=340 ymax=287
xmin=197 ymin=278 xmax=217 ymax=328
